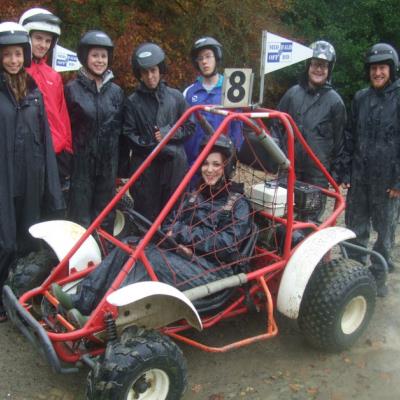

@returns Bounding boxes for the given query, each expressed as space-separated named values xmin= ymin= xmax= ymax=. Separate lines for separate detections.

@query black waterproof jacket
xmin=0 ymin=72 xmax=64 ymax=252
xmin=277 ymin=80 xmax=346 ymax=183
xmin=122 ymin=81 xmax=194 ymax=220
xmin=344 ymin=79 xmax=400 ymax=190
xmin=65 ymin=70 xmax=124 ymax=229
xmin=65 ymin=70 xmax=124 ymax=175
xmin=167 ymin=186 xmax=252 ymax=265
xmin=123 ymin=80 xmax=193 ymax=160
xmin=69 ymin=183 xmax=253 ymax=314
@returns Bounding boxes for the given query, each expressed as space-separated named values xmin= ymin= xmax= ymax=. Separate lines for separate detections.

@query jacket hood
xmin=198 ymin=180 xmax=244 ymax=199
xmin=371 ymin=77 xmax=400 ymax=94
xmin=299 ymin=72 xmax=333 ymax=94
xmin=32 ymin=55 xmax=48 ymax=65
xmin=77 ymin=68 xmax=114 ymax=92
xmin=137 ymin=79 xmax=167 ymax=94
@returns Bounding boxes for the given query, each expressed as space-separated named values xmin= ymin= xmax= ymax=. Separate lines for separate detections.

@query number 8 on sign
xmin=222 ymin=68 xmax=253 ymax=108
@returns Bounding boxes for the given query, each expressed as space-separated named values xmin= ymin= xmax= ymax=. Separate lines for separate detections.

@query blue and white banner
xmin=52 ymin=44 xmax=81 ymax=72
xmin=263 ymin=32 xmax=313 ymax=74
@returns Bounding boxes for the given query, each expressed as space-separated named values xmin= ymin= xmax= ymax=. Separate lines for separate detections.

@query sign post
xmin=222 ymin=68 xmax=254 ymax=108
xmin=259 ymin=31 xmax=268 ymax=105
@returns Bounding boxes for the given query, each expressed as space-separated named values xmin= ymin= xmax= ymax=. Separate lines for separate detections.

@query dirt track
xmin=1 ymin=201 xmax=400 ymax=400
xmin=1 ymin=256 xmax=400 ymax=400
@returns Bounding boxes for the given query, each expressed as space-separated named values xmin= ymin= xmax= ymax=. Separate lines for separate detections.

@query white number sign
xmin=222 ymin=68 xmax=253 ymax=108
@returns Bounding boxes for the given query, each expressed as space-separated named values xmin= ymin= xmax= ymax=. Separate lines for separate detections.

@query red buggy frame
xmin=3 ymin=105 xmax=377 ymax=399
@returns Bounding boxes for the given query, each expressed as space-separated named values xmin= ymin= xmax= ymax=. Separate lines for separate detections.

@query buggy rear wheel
xmin=5 ymin=248 xmax=57 ymax=298
xmin=298 ymin=257 xmax=376 ymax=352
xmin=86 ymin=329 xmax=187 ymax=400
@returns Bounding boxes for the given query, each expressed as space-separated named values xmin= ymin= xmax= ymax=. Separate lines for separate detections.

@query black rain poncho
xmin=122 ymin=80 xmax=194 ymax=221
xmin=0 ymin=72 xmax=64 ymax=289
xmin=277 ymin=80 xmax=347 ymax=185
xmin=66 ymin=183 xmax=253 ymax=315
xmin=65 ymin=69 xmax=124 ymax=232
xmin=344 ymin=79 xmax=400 ymax=265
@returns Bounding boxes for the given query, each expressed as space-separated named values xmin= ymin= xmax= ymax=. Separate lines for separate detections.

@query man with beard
xmin=343 ymin=43 xmax=400 ymax=297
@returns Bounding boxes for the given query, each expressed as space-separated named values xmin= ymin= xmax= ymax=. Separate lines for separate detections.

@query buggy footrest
xmin=2 ymin=285 xmax=79 ymax=374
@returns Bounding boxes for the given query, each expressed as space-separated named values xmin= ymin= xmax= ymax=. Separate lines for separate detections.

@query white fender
xmin=277 ymin=227 xmax=356 ymax=320
xmin=29 ymin=220 xmax=102 ymax=272
xmin=107 ymin=281 xmax=203 ymax=332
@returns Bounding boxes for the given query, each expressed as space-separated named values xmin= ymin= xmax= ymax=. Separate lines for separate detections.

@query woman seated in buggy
xmin=52 ymin=135 xmax=255 ymax=321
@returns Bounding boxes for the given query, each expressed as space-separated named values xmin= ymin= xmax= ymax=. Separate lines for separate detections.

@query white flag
xmin=263 ymin=32 xmax=313 ymax=74
xmin=52 ymin=44 xmax=81 ymax=72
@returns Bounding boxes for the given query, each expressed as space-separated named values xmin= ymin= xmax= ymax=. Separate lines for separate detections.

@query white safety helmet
xmin=0 ymin=22 xmax=31 ymax=68
xmin=19 ymin=8 xmax=61 ymax=50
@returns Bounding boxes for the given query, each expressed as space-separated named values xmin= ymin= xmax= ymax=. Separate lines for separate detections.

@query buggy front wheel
xmin=6 ymin=248 xmax=57 ymax=298
xmin=86 ymin=329 xmax=187 ymax=400
xmin=298 ymin=258 xmax=376 ymax=352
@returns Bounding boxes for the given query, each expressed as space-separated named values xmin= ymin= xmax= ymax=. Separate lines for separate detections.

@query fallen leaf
xmin=356 ymin=361 xmax=366 ymax=369
xmin=307 ymin=387 xmax=319 ymax=395
xmin=331 ymin=393 xmax=345 ymax=400
xmin=191 ymin=384 xmax=202 ymax=393
xmin=208 ymin=394 xmax=225 ymax=400
xmin=379 ymin=372 xmax=392 ymax=382
xmin=289 ymin=383 xmax=302 ymax=392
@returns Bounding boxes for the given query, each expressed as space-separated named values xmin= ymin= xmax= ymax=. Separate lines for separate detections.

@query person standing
xmin=65 ymin=31 xmax=124 ymax=233
xmin=19 ymin=8 xmax=73 ymax=194
xmin=0 ymin=22 xmax=64 ymax=321
xmin=275 ymin=40 xmax=346 ymax=221
xmin=343 ymin=43 xmax=400 ymax=296
xmin=123 ymin=42 xmax=194 ymax=221
xmin=183 ymin=36 xmax=243 ymax=169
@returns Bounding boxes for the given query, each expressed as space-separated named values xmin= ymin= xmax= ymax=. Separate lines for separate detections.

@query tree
xmin=282 ymin=0 xmax=400 ymax=105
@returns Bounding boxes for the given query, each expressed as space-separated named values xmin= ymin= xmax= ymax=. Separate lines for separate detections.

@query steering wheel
xmin=125 ymin=209 xmax=179 ymax=249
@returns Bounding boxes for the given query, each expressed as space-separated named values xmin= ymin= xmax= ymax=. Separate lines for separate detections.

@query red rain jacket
xmin=26 ymin=58 xmax=72 ymax=154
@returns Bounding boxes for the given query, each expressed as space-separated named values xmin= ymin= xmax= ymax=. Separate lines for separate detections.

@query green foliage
xmin=283 ymin=0 xmax=400 ymax=105
xmin=52 ymin=0 xmax=128 ymax=50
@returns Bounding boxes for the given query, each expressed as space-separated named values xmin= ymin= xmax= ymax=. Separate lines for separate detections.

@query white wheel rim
xmin=127 ymin=368 xmax=170 ymax=400
xmin=341 ymin=295 xmax=367 ymax=335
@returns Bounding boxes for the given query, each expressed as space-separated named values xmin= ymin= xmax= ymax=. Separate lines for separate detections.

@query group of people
xmin=0 ymin=8 xmax=242 ymax=322
xmin=276 ymin=40 xmax=400 ymax=297
xmin=0 ymin=6 xmax=399 ymax=323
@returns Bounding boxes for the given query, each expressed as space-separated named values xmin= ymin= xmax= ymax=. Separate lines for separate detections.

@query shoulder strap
xmin=222 ymin=192 xmax=241 ymax=212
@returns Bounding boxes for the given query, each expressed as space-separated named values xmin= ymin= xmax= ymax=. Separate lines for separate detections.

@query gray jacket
xmin=277 ymin=81 xmax=347 ymax=182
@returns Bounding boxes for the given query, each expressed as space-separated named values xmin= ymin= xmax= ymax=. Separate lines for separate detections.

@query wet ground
xmin=1 ymin=225 xmax=400 ymax=399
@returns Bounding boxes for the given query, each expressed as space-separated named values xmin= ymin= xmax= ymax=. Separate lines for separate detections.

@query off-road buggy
xmin=3 ymin=105 xmax=382 ymax=400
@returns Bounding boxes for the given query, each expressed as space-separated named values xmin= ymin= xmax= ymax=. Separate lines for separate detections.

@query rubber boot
xmin=67 ymin=308 xmax=88 ymax=328
xmin=51 ymin=283 xmax=74 ymax=310
xmin=387 ymin=258 xmax=395 ymax=273
xmin=369 ymin=264 xmax=388 ymax=298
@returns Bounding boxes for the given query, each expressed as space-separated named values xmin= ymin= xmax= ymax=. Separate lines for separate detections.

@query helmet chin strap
xmin=201 ymin=67 xmax=218 ymax=78
xmin=85 ymin=65 xmax=106 ymax=79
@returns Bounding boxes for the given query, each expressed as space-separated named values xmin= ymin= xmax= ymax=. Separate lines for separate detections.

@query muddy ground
xmin=1 ymin=235 xmax=400 ymax=399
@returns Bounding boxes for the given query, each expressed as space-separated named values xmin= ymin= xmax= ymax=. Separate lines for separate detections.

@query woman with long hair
xmin=0 ymin=22 xmax=64 ymax=322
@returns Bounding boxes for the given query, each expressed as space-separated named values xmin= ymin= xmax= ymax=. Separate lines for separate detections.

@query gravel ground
xmin=1 ymin=201 xmax=399 ymax=400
